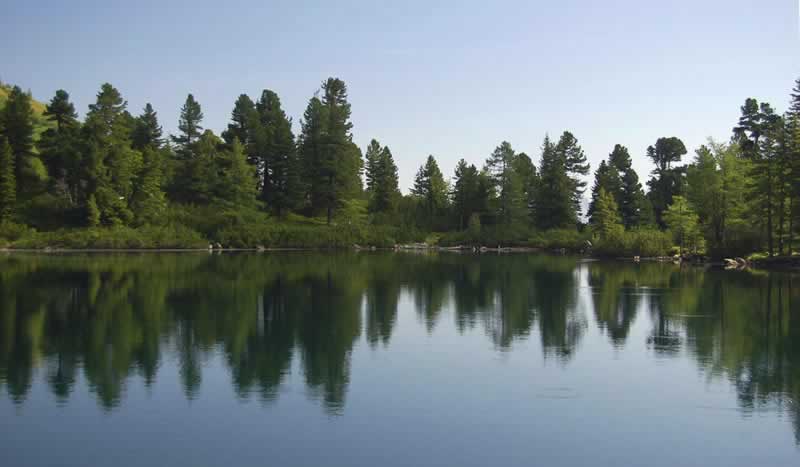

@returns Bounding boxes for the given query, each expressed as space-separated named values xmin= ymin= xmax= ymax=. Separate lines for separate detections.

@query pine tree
xmin=0 ymin=85 xmax=35 ymax=194
xmin=43 ymin=89 xmax=78 ymax=131
xmin=790 ymin=77 xmax=800 ymax=116
xmin=451 ymin=159 xmax=478 ymax=230
xmin=686 ymin=145 xmax=723 ymax=247
xmin=371 ymin=146 xmax=402 ymax=215
xmin=664 ymin=196 xmax=702 ymax=254
xmin=173 ymin=130 xmax=219 ymax=204
xmin=298 ymin=96 xmax=326 ymax=215
xmin=364 ymin=139 xmax=383 ymax=195
xmin=786 ymin=78 xmax=800 ymax=254
xmin=299 ymin=79 xmax=360 ymax=224
xmin=255 ymin=89 xmax=297 ymax=215
xmin=83 ymin=83 xmax=142 ymax=225
xmin=40 ymin=90 xmax=81 ymax=204
xmin=555 ymin=131 xmax=590 ymax=217
xmin=222 ymin=94 xmax=257 ymax=149
xmin=512 ymin=152 xmax=538 ymax=223
xmin=535 ymin=135 xmax=574 ymax=229
xmin=217 ymin=138 xmax=258 ymax=207
xmin=606 ymin=144 xmax=648 ymax=228
xmin=411 ymin=155 xmax=447 ymax=228
xmin=646 ymin=137 xmax=687 ymax=228
xmin=171 ymin=94 xmax=203 ymax=157
xmin=486 ymin=141 xmax=526 ymax=225
xmin=789 ymin=115 xmax=800 ymax=254
xmin=588 ymin=160 xmax=621 ymax=223
xmin=0 ymin=137 xmax=16 ymax=222
xmin=591 ymin=188 xmax=623 ymax=239
xmin=734 ymin=99 xmax=781 ymax=255
xmin=132 ymin=103 xmax=163 ymax=150
xmin=131 ymin=147 xmax=166 ymax=225
xmin=367 ymin=144 xmax=400 ymax=216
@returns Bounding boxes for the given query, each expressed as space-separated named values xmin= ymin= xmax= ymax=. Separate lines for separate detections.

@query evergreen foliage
xmin=0 ymin=75 xmax=798 ymax=256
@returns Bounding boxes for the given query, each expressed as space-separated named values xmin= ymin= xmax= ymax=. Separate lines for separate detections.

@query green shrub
xmin=593 ymin=228 xmax=673 ymax=257
xmin=11 ymin=225 xmax=208 ymax=249
xmin=0 ymin=222 xmax=35 ymax=243
xmin=528 ymin=229 xmax=590 ymax=251
xmin=215 ymin=222 xmax=400 ymax=249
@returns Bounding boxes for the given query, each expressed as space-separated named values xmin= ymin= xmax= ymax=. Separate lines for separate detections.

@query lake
xmin=0 ymin=252 xmax=798 ymax=466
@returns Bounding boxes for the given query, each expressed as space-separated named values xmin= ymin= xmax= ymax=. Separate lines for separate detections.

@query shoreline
xmin=1 ymin=246 xmax=797 ymax=271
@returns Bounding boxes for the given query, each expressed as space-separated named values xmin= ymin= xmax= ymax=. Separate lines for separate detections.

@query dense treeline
xmin=1 ymin=253 xmax=798 ymax=440
xmin=0 ymin=77 xmax=799 ymax=256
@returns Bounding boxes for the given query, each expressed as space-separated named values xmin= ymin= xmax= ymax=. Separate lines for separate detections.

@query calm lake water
xmin=0 ymin=252 xmax=798 ymax=466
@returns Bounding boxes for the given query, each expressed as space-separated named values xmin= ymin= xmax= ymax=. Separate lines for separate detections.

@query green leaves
xmin=132 ymin=103 xmax=163 ymax=151
xmin=0 ymin=86 xmax=36 ymax=196
xmin=412 ymin=155 xmax=448 ymax=228
xmin=646 ymin=136 xmax=688 ymax=227
xmin=364 ymin=140 xmax=400 ymax=217
xmin=0 ymin=137 xmax=16 ymax=221
xmin=663 ymin=195 xmax=702 ymax=254
xmin=299 ymin=78 xmax=360 ymax=224
xmin=171 ymin=94 xmax=203 ymax=155
xmin=591 ymin=188 xmax=623 ymax=239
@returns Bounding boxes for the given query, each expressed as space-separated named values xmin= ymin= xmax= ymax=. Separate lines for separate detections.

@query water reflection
xmin=0 ymin=253 xmax=798 ymax=441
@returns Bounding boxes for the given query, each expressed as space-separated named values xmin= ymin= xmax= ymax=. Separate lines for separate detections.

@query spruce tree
xmin=588 ymin=160 xmax=621 ymax=223
xmin=298 ymin=96 xmax=326 ymax=215
xmin=512 ymin=152 xmax=538 ymax=223
xmin=607 ymin=144 xmax=647 ymax=228
xmin=0 ymin=137 xmax=16 ymax=222
xmin=171 ymin=94 xmax=203 ymax=157
xmin=786 ymin=78 xmax=800 ymax=254
xmin=369 ymin=146 xmax=400 ymax=216
xmin=535 ymin=135 xmax=574 ymax=229
xmin=132 ymin=103 xmax=163 ymax=150
xmin=646 ymin=136 xmax=687 ymax=228
xmin=451 ymin=159 xmax=477 ymax=230
xmin=217 ymin=138 xmax=257 ymax=207
xmin=664 ymin=196 xmax=702 ymax=254
xmin=174 ymin=130 xmax=219 ymax=204
xmin=222 ymin=94 xmax=257 ymax=148
xmin=43 ymin=89 xmax=78 ymax=131
xmin=299 ymin=79 xmax=360 ymax=223
xmin=734 ymin=99 xmax=781 ymax=255
xmin=40 ymin=90 xmax=81 ymax=204
xmin=591 ymin=188 xmax=623 ymax=239
xmin=0 ymin=86 xmax=35 ymax=194
xmin=131 ymin=147 xmax=166 ymax=225
xmin=411 ymin=155 xmax=447 ymax=228
xmin=83 ymin=83 xmax=141 ymax=225
xmin=364 ymin=139 xmax=383 ymax=195
xmin=555 ymin=131 xmax=590 ymax=217
xmin=256 ymin=89 xmax=297 ymax=215
xmin=486 ymin=141 xmax=525 ymax=225
xmin=790 ymin=77 xmax=800 ymax=116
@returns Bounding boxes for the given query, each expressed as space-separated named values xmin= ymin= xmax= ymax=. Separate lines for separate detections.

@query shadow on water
xmin=0 ymin=252 xmax=798 ymax=441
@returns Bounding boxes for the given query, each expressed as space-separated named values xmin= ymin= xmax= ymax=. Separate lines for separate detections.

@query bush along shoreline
xmin=3 ymin=218 xmax=796 ymax=272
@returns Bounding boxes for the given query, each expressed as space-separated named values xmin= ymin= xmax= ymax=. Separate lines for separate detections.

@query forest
xmin=0 ymin=77 xmax=799 ymax=257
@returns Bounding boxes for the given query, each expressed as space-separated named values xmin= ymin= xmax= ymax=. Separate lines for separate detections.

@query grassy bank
xmin=0 ymin=203 xmax=425 ymax=250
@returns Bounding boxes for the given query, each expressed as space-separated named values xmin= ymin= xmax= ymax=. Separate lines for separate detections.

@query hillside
xmin=0 ymin=83 xmax=54 ymax=140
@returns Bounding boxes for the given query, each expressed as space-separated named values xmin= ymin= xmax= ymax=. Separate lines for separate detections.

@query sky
xmin=2 ymin=0 xmax=799 ymax=193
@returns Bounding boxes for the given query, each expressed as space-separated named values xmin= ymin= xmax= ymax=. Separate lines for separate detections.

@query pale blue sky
xmin=2 ymin=0 xmax=799 ymax=191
